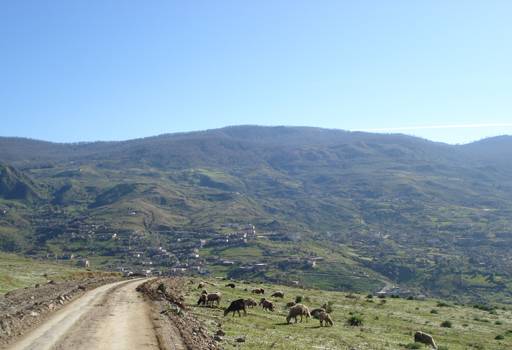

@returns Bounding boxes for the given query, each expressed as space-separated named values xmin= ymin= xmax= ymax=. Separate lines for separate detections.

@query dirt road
xmin=6 ymin=279 xmax=163 ymax=350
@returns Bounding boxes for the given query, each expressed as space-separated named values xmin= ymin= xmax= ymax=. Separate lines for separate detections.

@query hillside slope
xmin=1 ymin=126 xmax=512 ymax=303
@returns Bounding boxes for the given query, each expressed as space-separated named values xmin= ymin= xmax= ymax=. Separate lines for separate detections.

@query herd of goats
xmin=194 ymin=281 xmax=439 ymax=349
xmin=196 ymin=281 xmax=333 ymax=327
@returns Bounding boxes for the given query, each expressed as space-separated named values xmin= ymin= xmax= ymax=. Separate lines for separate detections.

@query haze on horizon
xmin=1 ymin=1 xmax=512 ymax=144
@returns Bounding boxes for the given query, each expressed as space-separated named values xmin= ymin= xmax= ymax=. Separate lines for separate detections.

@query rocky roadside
xmin=0 ymin=272 xmax=121 ymax=347
xmin=137 ymin=278 xmax=219 ymax=350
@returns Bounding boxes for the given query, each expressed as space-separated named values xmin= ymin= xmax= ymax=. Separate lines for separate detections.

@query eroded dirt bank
xmin=137 ymin=278 xmax=219 ymax=350
xmin=0 ymin=273 xmax=120 ymax=347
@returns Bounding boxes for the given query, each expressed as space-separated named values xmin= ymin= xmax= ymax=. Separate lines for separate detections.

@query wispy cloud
xmin=357 ymin=123 xmax=512 ymax=132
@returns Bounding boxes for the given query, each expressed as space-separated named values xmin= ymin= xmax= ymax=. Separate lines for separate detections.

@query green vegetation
xmin=347 ymin=314 xmax=364 ymax=326
xmin=440 ymin=320 xmax=453 ymax=328
xmin=185 ymin=278 xmax=512 ymax=349
xmin=0 ymin=252 xmax=85 ymax=293
xmin=2 ymin=127 xmax=512 ymax=303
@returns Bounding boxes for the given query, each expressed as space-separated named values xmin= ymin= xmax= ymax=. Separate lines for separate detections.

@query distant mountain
xmin=1 ymin=126 xmax=512 ymax=303
xmin=458 ymin=135 xmax=512 ymax=169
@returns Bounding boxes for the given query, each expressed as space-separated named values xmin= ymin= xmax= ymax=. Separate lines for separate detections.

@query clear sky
xmin=1 ymin=1 xmax=512 ymax=144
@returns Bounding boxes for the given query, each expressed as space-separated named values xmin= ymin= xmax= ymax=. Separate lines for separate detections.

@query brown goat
xmin=286 ymin=304 xmax=311 ymax=324
xmin=198 ymin=292 xmax=221 ymax=307
xmin=244 ymin=298 xmax=257 ymax=308
xmin=225 ymin=283 xmax=236 ymax=288
xmin=259 ymin=298 xmax=274 ymax=312
xmin=318 ymin=311 xmax=334 ymax=327
xmin=271 ymin=291 xmax=284 ymax=298
xmin=206 ymin=292 xmax=222 ymax=307
xmin=414 ymin=331 xmax=437 ymax=349
xmin=252 ymin=288 xmax=265 ymax=294
xmin=224 ymin=299 xmax=247 ymax=317
xmin=310 ymin=308 xmax=326 ymax=319
xmin=197 ymin=293 xmax=207 ymax=306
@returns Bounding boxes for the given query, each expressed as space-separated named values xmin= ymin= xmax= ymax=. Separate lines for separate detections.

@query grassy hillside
xmin=0 ymin=252 xmax=87 ymax=294
xmin=1 ymin=126 xmax=512 ymax=303
xmin=186 ymin=278 xmax=512 ymax=350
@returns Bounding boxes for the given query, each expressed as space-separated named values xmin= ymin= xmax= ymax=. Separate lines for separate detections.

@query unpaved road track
xmin=5 ymin=279 xmax=162 ymax=350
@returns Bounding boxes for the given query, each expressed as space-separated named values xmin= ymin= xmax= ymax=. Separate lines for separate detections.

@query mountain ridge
xmin=1 ymin=125 xmax=512 ymax=303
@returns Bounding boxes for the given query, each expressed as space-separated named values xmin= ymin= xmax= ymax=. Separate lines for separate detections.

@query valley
xmin=1 ymin=126 xmax=512 ymax=304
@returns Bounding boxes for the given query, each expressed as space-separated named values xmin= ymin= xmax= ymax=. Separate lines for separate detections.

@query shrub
xmin=437 ymin=301 xmax=451 ymax=307
xmin=366 ymin=294 xmax=373 ymax=299
xmin=438 ymin=346 xmax=449 ymax=350
xmin=347 ymin=315 xmax=364 ymax=327
xmin=404 ymin=343 xmax=421 ymax=349
xmin=430 ymin=309 xmax=438 ymax=314
xmin=407 ymin=296 xmax=415 ymax=300
xmin=473 ymin=304 xmax=494 ymax=312
xmin=495 ymin=334 xmax=504 ymax=340
xmin=295 ymin=295 xmax=303 ymax=303
xmin=495 ymin=320 xmax=503 ymax=325
xmin=440 ymin=320 xmax=452 ymax=328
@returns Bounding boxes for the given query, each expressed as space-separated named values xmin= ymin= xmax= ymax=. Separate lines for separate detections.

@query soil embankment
xmin=0 ymin=273 xmax=120 ymax=347
xmin=137 ymin=278 xmax=219 ymax=350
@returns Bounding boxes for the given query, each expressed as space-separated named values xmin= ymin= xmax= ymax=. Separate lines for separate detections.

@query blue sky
xmin=1 ymin=1 xmax=511 ymax=144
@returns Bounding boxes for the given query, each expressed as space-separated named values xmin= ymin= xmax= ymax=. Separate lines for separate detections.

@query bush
xmin=404 ymin=343 xmax=421 ymax=349
xmin=438 ymin=346 xmax=449 ymax=350
xmin=407 ymin=296 xmax=415 ymax=300
xmin=473 ymin=304 xmax=495 ymax=312
xmin=495 ymin=320 xmax=503 ymax=325
xmin=347 ymin=315 xmax=364 ymax=327
xmin=295 ymin=295 xmax=303 ymax=303
xmin=430 ymin=309 xmax=438 ymax=314
xmin=437 ymin=301 xmax=451 ymax=307
xmin=366 ymin=294 xmax=373 ymax=299
xmin=495 ymin=334 xmax=504 ymax=340
xmin=440 ymin=320 xmax=452 ymax=328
